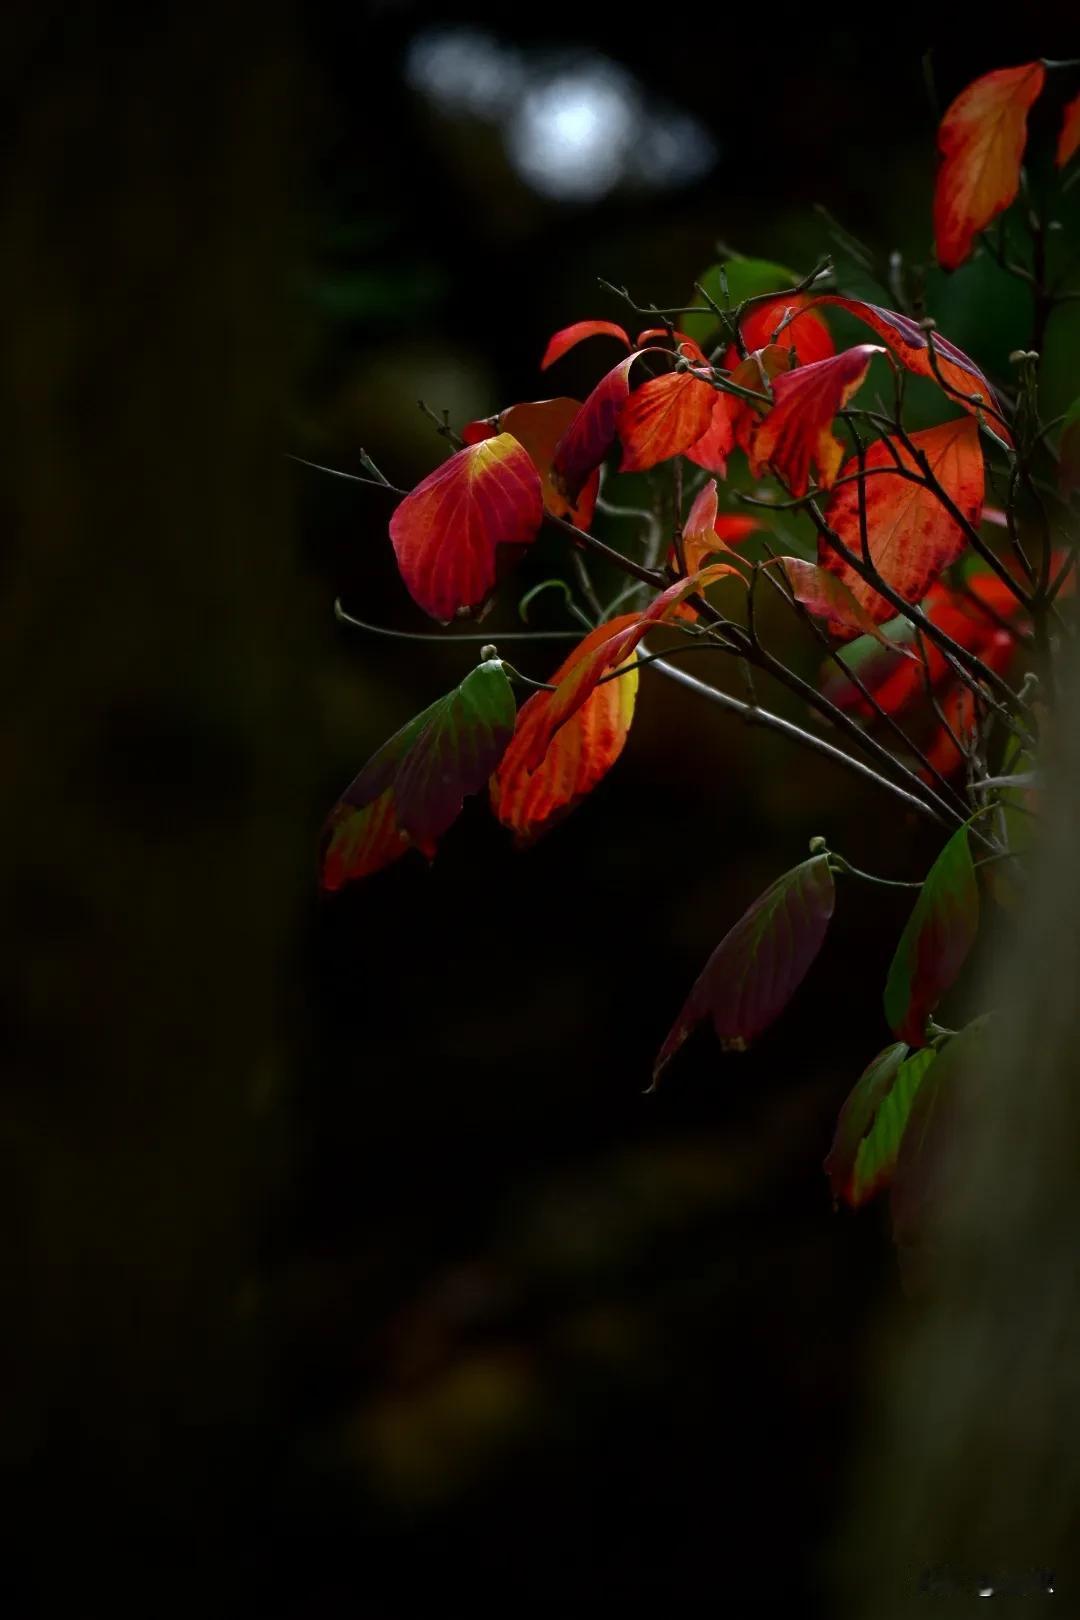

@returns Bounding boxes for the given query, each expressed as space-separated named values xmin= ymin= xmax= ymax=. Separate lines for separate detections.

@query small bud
xmin=809 ymin=835 xmax=828 ymax=855
xmin=479 ymin=644 xmax=498 ymax=663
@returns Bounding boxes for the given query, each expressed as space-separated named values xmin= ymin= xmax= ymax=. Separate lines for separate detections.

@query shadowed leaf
xmin=884 ymin=826 xmax=979 ymax=1046
xmin=1058 ymin=91 xmax=1080 ymax=168
xmin=653 ymin=854 xmax=836 ymax=1082
xmin=825 ymin=1044 xmax=937 ymax=1207
xmin=771 ymin=556 xmax=918 ymax=651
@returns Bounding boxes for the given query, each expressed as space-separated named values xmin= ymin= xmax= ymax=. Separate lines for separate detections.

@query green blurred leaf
xmin=884 ymin=826 xmax=979 ymax=1046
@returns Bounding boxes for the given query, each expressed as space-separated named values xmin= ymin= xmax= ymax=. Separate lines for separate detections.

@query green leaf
xmin=653 ymin=854 xmax=835 ymax=1083
xmin=682 ymin=256 xmax=796 ymax=346
xmin=827 ymin=1046 xmax=936 ymax=1207
xmin=320 ymin=659 xmax=516 ymax=890
xmin=884 ymin=826 xmax=979 ymax=1046
xmin=825 ymin=1042 xmax=907 ymax=1202
xmin=890 ymin=1016 xmax=991 ymax=1252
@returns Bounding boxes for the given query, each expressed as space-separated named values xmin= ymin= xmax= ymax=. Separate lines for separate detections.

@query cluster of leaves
xmin=319 ymin=58 xmax=1079 ymax=1252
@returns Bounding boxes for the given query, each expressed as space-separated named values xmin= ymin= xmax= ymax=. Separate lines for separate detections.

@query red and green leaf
xmin=617 ymin=370 xmax=717 ymax=472
xmin=389 ymin=434 xmax=544 ymax=622
xmin=819 ymin=418 xmax=985 ymax=627
xmin=884 ymin=826 xmax=979 ymax=1046
xmin=932 ymin=63 xmax=1046 ymax=270
xmin=1058 ymin=91 xmax=1080 ymax=168
xmin=652 ymin=854 xmax=836 ymax=1082
xmin=749 ymin=345 xmax=882 ymax=496
xmin=490 ymin=615 xmax=640 ymax=844
xmin=890 ymin=1015 xmax=990 ymax=1255
xmin=810 ymin=295 xmax=1011 ymax=438
xmin=825 ymin=1044 xmax=936 ymax=1207
xmin=320 ymin=659 xmax=516 ymax=890
xmin=541 ymin=320 xmax=631 ymax=370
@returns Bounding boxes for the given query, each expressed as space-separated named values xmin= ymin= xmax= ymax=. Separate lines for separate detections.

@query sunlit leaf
xmin=321 ymin=660 xmax=516 ymax=890
xmin=749 ymin=345 xmax=882 ymax=497
xmin=617 ymin=370 xmax=716 ymax=472
xmin=523 ymin=563 xmax=743 ymax=771
xmin=884 ymin=826 xmax=979 ymax=1046
xmin=819 ymin=418 xmax=985 ymax=627
xmin=389 ymin=434 xmax=544 ymax=621
xmin=1058 ymin=91 xmax=1080 ymax=168
xmin=541 ymin=320 xmax=631 ymax=370
xmin=932 ymin=63 xmax=1045 ymax=270
xmin=810 ymin=295 xmax=1011 ymax=437
xmin=740 ymin=296 xmax=835 ymax=366
xmin=490 ymin=616 xmax=640 ymax=844
xmin=652 ymin=854 xmax=836 ymax=1081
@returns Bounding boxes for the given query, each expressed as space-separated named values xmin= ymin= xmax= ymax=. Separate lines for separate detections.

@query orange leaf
xmin=617 ymin=370 xmax=717 ymax=472
xmin=809 ymin=295 xmax=1010 ymax=440
xmin=541 ymin=320 xmax=631 ymax=370
xmin=819 ymin=419 xmax=985 ymax=630
xmin=389 ymin=433 xmax=544 ymax=622
xmin=749 ymin=345 xmax=882 ymax=497
xmin=933 ymin=63 xmax=1045 ymax=270
xmin=677 ymin=480 xmax=758 ymax=573
xmin=685 ymin=343 xmax=792 ymax=473
xmin=497 ymin=398 xmax=600 ymax=528
xmin=490 ymin=615 xmax=640 ymax=844
xmin=1058 ymin=91 xmax=1080 ymax=168
xmin=524 ymin=564 xmax=743 ymax=770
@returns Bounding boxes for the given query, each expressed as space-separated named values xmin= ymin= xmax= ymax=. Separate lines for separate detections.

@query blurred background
xmin=2 ymin=3 xmax=1078 ymax=1612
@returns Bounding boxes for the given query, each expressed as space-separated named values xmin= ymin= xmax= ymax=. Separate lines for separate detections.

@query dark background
xmin=2 ymin=3 xmax=1077 ymax=1612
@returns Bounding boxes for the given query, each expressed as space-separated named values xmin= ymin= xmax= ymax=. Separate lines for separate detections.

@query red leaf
xmin=552 ymin=351 xmax=643 ymax=503
xmin=740 ymin=296 xmax=835 ymax=365
xmin=933 ymin=63 xmax=1045 ymax=270
xmin=1058 ymin=91 xmax=1080 ymax=168
xmin=490 ymin=615 xmax=640 ymax=844
xmin=884 ymin=826 xmax=979 ymax=1046
xmin=676 ymin=480 xmax=758 ymax=575
xmin=634 ymin=328 xmax=709 ymax=363
xmin=685 ymin=343 xmax=793 ymax=473
xmin=389 ymin=434 xmax=544 ymax=622
xmin=748 ymin=345 xmax=882 ymax=497
xmin=652 ymin=854 xmax=836 ymax=1081
xmin=771 ymin=556 xmax=916 ymax=650
xmin=617 ymin=370 xmax=717 ymax=472
xmin=523 ymin=563 xmax=743 ymax=771
xmin=818 ymin=418 xmax=985 ymax=629
xmin=541 ymin=320 xmax=631 ymax=370
xmin=811 ymin=295 xmax=1010 ymax=438
xmin=497 ymin=398 xmax=600 ymax=528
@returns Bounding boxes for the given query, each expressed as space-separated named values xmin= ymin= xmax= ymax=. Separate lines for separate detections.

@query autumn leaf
xmin=686 ymin=343 xmax=792 ymax=474
xmin=740 ymin=296 xmax=835 ymax=366
xmin=552 ymin=351 xmax=644 ymax=503
xmin=523 ymin=563 xmax=743 ymax=771
xmin=321 ymin=659 xmax=517 ymax=890
xmin=617 ymin=369 xmax=717 ymax=472
xmin=499 ymin=398 xmax=600 ymax=528
xmin=810 ymin=295 xmax=1011 ymax=439
xmin=884 ymin=825 xmax=980 ymax=1046
xmin=1058 ymin=91 xmax=1080 ymax=167
xmin=818 ymin=418 xmax=985 ymax=627
xmin=677 ymin=479 xmax=758 ymax=573
xmin=652 ymin=854 xmax=836 ymax=1082
xmin=490 ymin=615 xmax=640 ymax=844
xmin=541 ymin=320 xmax=631 ymax=370
xmin=824 ymin=1044 xmax=942 ymax=1207
xmin=769 ymin=556 xmax=917 ymax=651
xmin=634 ymin=328 xmax=708 ymax=362
xmin=933 ymin=63 xmax=1046 ymax=271
xmin=749 ymin=345 xmax=882 ymax=497
xmin=389 ymin=434 xmax=544 ymax=622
